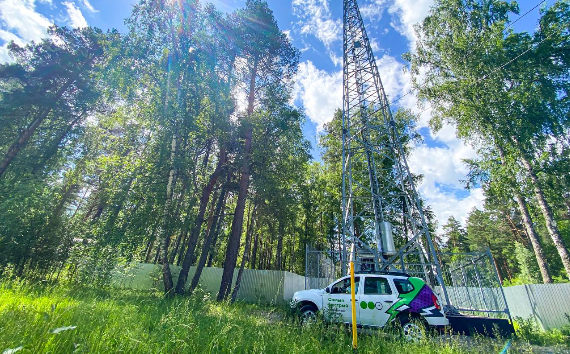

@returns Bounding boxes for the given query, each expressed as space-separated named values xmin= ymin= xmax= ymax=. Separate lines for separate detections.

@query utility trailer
xmin=446 ymin=315 xmax=514 ymax=338
xmin=439 ymin=250 xmax=515 ymax=337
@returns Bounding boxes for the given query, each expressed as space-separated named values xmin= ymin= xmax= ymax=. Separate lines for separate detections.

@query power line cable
xmin=476 ymin=32 xmax=552 ymax=83
xmin=507 ymin=0 xmax=546 ymax=30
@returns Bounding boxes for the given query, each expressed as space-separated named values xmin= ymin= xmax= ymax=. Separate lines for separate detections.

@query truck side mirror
xmin=325 ymin=287 xmax=330 ymax=293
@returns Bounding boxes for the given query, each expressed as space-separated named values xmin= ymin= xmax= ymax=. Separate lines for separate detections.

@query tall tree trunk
xmin=267 ymin=244 xmax=273 ymax=270
xmin=176 ymin=230 xmax=189 ymax=266
xmin=104 ymin=176 xmax=135 ymax=236
xmin=173 ymin=146 xmax=211 ymax=265
xmin=70 ymin=185 xmax=90 ymax=220
xmin=170 ymin=230 xmax=184 ymax=264
xmin=217 ymin=58 xmax=258 ymax=301
xmin=53 ymin=182 xmax=78 ymax=220
xmin=496 ymin=144 xmax=553 ymax=283
xmin=503 ymin=211 xmax=529 ymax=247
xmin=144 ymin=220 xmax=160 ymax=263
xmin=190 ymin=171 xmax=231 ymax=292
xmin=207 ymin=215 xmax=224 ymax=267
xmin=176 ymin=148 xmax=227 ymax=294
xmin=276 ymin=220 xmax=284 ymax=270
xmin=514 ymin=193 xmax=553 ymax=283
xmin=153 ymin=242 xmax=160 ymax=263
xmin=250 ymin=223 xmax=260 ymax=269
xmin=258 ymin=236 xmax=264 ymax=270
xmin=0 ymin=63 xmax=88 ymax=179
xmin=503 ymin=259 xmax=513 ymax=281
xmin=32 ymin=113 xmax=84 ymax=175
xmin=92 ymin=202 xmax=104 ymax=221
xmin=519 ymin=155 xmax=570 ymax=279
xmin=218 ymin=155 xmax=251 ymax=300
xmin=159 ymin=130 xmax=178 ymax=295
xmin=167 ymin=180 xmax=189 ymax=263
xmin=231 ymin=203 xmax=257 ymax=303
xmin=487 ymin=242 xmax=503 ymax=284
xmin=208 ymin=191 xmax=230 ymax=268
xmin=165 ymin=177 xmax=188 ymax=264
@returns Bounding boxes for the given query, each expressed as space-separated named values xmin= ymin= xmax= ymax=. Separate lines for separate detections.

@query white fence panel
xmin=504 ymin=283 xmax=570 ymax=330
xmin=112 ymin=263 xmax=306 ymax=304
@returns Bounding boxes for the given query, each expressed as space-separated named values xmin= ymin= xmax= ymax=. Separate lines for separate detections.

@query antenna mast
xmin=341 ymin=0 xmax=449 ymax=306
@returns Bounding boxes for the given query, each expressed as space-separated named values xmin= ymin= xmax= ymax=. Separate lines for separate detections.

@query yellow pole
xmin=350 ymin=262 xmax=357 ymax=351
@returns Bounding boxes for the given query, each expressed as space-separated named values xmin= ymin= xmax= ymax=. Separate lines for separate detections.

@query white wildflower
xmin=3 ymin=347 xmax=23 ymax=354
xmin=51 ymin=326 xmax=77 ymax=334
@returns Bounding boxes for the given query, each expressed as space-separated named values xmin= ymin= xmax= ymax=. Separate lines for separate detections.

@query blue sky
xmin=0 ymin=0 xmax=552 ymax=231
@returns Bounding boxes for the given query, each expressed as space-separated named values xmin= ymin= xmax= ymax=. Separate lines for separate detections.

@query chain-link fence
xmin=304 ymin=245 xmax=343 ymax=290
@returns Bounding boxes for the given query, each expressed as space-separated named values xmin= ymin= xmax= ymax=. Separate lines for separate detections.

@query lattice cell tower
xmin=340 ymin=0 xmax=450 ymax=305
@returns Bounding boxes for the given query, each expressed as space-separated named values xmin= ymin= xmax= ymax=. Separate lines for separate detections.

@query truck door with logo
xmin=323 ymin=276 xmax=360 ymax=323
xmin=357 ymin=275 xmax=397 ymax=327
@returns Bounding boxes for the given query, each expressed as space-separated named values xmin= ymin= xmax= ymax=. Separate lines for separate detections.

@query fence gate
xmin=440 ymin=250 xmax=512 ymax=321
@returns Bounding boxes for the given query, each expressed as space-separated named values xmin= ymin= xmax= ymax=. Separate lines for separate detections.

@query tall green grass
xmin=513 ymin=317 xmax=570 ymax=348
xmin=0 ymin=281 xmax=527 ymax=353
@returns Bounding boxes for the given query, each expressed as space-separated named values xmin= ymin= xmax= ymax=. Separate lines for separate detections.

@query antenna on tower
xmin=340 ymin=0 xmax=450 ymax=306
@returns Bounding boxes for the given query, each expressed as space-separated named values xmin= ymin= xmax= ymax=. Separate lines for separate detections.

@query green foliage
xmin=440 ymin=216 xmax=469 ymax=253
xmin=513 ymin=242 xmax=541 ymax=285
xmin=0 ymin=0 xmax=315 ymax=292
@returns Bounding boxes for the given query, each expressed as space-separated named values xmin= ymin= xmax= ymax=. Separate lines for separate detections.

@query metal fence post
xmin=487 ymin=249 xmax=512 ymax=322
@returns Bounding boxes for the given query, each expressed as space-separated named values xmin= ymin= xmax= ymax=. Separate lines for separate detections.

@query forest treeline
xmin=0 ymin=0 xmax=569 ymax=298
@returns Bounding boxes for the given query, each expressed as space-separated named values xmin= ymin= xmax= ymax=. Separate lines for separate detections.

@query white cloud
xmin=424 ymin=184 xmax=485 ymax=230
xmin=63 ymin=1 xmax=87 ymax=28
xmin=292 ymin=0 xmax=341 ymax=48
xmin=375 ymin=55 xmax=406 ymax=98
xmin=369 ymin=37 xmax=381 ymax=52
xmin=409 ymin=137 xmax=477 ymax=190
xmin=0 ymin=29 xmax=25 ymax=46
xmin=0 ymin=47 xmax=11 ymax=63
xmin=294 ymin=60 xmax=342 ymax=131
xmin=329 ymin=51 xmax=342 ymax=67
xmin=0 ymin=0 xmax=52 ymax=42
xmin=360 ymin=0 xmax=389 ymax=21
xmin=0 ymin=0 xmax=53 ymax=63
xmin=388 ymin=0 xmax=434 ymax=46
xmin=407 ymin=124 xmax=481 ymax=231
xmin=82 ymin=0 xmax=98 ymax=12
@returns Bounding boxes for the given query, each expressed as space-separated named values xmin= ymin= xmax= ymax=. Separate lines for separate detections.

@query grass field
xmin=0 ymin=281 xmax=559 ymax=353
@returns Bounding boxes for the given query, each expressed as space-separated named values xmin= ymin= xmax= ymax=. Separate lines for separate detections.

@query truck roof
xmin=354 ymin=271 xmax=411 ymax=277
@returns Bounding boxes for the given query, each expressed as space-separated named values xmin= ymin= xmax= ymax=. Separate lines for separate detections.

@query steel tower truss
xmin=341 ymin=0 xmax=450 ymax=305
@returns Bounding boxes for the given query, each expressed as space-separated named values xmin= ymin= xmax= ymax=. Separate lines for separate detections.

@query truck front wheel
xmin=300 ymin=304 xmax=318 ymax=325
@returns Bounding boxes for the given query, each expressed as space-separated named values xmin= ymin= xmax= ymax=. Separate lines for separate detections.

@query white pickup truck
xmin=291 ymin=272 xmax=448 ymax=339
